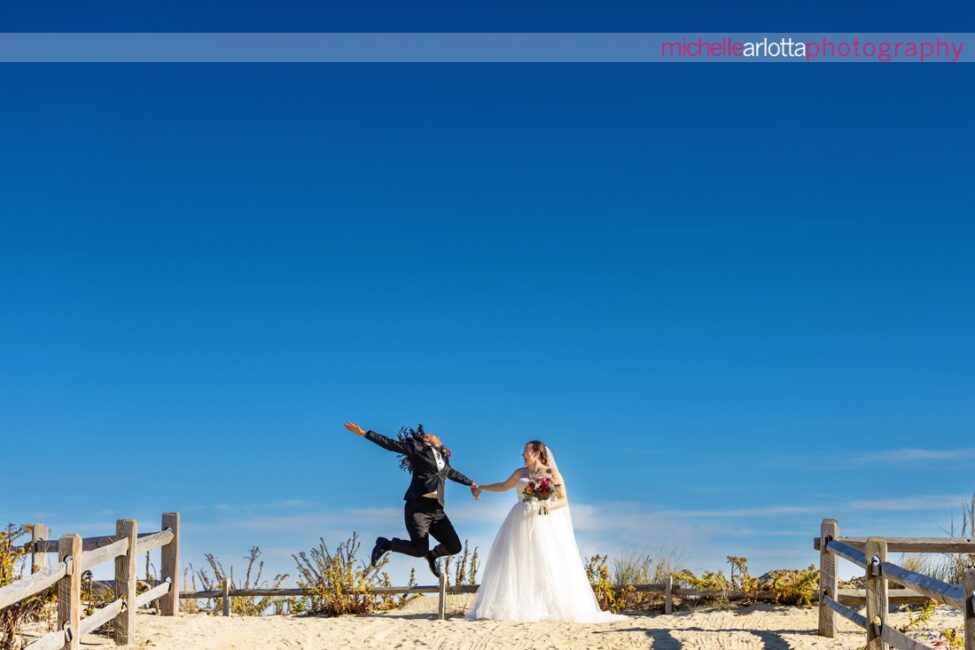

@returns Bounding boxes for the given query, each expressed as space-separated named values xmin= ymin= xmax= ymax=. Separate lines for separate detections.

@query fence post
xmin=114 ymin=519 xmax=137 ymax=646
xmin=160 ymin=512 xmax=180 ymax=615
xmin=437 ymin=571 xmax=447 ymax=620
xmin=31 ymin=524 xmax=48 ymax=574
xmin=818 ymin=519 xmax=839 ymax=637
xmin=58 ymin=534 xmax=82 ymax=650
xmin=222 ymin=577 xmax=231 ymax=617
xmin=664 ymin=574 xmax=673 ymax=614
xmin=964 ymin=568 xmax=975 ymax=650
xmin=865 ymin=537 xmax=888 ymax=650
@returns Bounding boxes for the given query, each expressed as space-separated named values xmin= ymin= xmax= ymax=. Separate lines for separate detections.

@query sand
xmin=18 ymin=595 xmax=965 ymax=649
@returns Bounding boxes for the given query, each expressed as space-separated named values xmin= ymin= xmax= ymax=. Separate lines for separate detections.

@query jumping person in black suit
xmin=344 ymin=421 xmax=480 ymax=578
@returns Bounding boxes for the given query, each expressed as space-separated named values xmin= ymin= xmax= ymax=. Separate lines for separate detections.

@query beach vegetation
xmin=938 ymin=628 xmax=964 ymax=649
xmin=448 ymin=540 xmax=479 ymax=586
xmin=898 ymin=598 xmax=935 ymax=633
xmin=80 ymin=569 xmax=117 ymax=618
xmin=727 ymin=556 xmax=759 ymax=602
xmin=585 ymin=554 xmax=636 ymax=613
xmin=612 ymin=547 xmax=683 ymax=586
xmin=1 ymin=525 xmax=56 ymax=649
xmin=293 ymin=532 xmax=416 ymax=616
xmin=192 ymin=546 xmax=289 ymax=616
xmin=599 ymin=548 xmax=685 ymax=611
xmin=672 ymin=557 xmax=819 ymax=608
xmin=376 ymin=566 xmax=420 ymax=611
xmin=763 ymin=566 xmax=819 ymax=606
xmin=906 ymin=490 xmax=975 ymax=585
xmin=672 ymin=567 xmax=731 ymax=592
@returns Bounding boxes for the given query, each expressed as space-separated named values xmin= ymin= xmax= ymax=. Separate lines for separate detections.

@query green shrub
xmin=762 ymin=565 xmax=819 ymax=607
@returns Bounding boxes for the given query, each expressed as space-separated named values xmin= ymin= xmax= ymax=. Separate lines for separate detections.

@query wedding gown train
xmin=466 ymin=477 xmax=623 ymax=622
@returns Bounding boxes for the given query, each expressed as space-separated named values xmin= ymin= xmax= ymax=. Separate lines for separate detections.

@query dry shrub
xmin=448 ymin=540 xmax=479 ymax=586
xmin=899 ymin=553 xmax=928 ymax=574
xmin=193 ymin=546 xmax=289 ymax=616
xmin=612 ymin=551 xmax=653 ymax=588
xmin=293 ymin=532 xmax=408 ymax=616
xmin=438 ymin=541 xmax=480 ymax=612
xmin=1 ymin=525 xmax=56 ymax=649
xmin=896 ymin=491 xmax=975 ymax=587
xmin=604 ymin=548 xmax=685 ymax=611
xmin=936 ymin=490 xmax=975 ymax=583
xmin=376 ymin=567 xmax=420 ymax=611
xmin=585 ymin=555 xmax=635 ymax=613
xmin=80 ymin=569 xmax=118 ymax=622
xmin=181 ymin=566 xmax=200 ymax=614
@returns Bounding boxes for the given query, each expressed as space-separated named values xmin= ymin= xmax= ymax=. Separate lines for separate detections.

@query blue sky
xmin=2 ymin=1 xmax=974 ymax=585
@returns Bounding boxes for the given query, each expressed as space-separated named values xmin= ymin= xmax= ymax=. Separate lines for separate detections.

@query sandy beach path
xmin=25 ymin=597 xmax=962 ymax=649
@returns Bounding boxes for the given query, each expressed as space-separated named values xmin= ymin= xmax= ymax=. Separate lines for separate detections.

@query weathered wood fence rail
xmin=171 ymin=569 xmax=939 ymax=621
xmin=1 ymin=513 xmax=180 ymax=650
xmin=172 ymin=576 xmax=673 ymax=621
xmin=814 ymin=518 xmax=975 ymax=650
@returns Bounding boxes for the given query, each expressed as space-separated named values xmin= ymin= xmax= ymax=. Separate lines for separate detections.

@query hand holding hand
xmin=344 ymin=421 xmax=366 ymax=437
xmin=470 ymin=484 xmax=482 ymax=500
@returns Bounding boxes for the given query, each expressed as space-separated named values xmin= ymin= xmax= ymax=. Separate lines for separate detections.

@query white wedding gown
xmin=466 ymin=477 xmax=623 ymax=622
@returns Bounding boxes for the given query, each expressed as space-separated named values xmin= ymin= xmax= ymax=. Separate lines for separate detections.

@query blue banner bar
xmin=0 ymin=33 xmax=972 ymax=63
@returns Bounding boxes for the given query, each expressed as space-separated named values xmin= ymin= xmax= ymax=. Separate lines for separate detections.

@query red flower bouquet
xmin=522 ymin=477 xmax=563 ymax=515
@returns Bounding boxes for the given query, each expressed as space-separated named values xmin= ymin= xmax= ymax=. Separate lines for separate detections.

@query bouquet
xmin=521 ymin=477 xmax=563 ymax=515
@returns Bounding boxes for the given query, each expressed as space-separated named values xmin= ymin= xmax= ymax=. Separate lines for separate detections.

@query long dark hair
xmin=396 ymin=423 xmax=426 ymax=472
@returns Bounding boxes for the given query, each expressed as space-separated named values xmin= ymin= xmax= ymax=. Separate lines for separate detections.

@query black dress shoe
xmin=371 ymin=537 xmax=389 ymax=567
xmin=426 ymin=553 xmax=442 ymax=579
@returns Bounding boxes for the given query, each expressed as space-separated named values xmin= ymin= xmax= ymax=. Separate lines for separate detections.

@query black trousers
xmin=389 ymin=498 xmax=462 ymax=560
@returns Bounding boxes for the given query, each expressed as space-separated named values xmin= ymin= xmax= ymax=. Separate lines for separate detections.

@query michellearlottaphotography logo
xmin=661 ymin=35 xmax=967 ymax=61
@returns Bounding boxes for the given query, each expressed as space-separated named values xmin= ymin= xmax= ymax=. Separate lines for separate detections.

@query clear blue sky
xmin=2 ymin=0 xmax=973 ymax=585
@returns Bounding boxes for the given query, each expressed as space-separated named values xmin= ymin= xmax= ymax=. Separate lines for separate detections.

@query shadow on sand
xmin=596 ymin=624 xmax=819 ymax=649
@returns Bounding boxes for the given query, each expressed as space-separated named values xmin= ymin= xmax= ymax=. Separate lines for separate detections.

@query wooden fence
xmin=814 ymin=518 xmax=975 ymax=650
xmin=175 ymin=575 xmax=677 ymax=620
xmin=176 ymin=566 xmax=928 ymax=621
xmin=178 ymin=575 xmax=479 ymax=620
xmin=0 ymin=513 xmax=180 ymax=650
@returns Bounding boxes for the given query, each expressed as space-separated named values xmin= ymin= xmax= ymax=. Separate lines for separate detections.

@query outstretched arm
xmin=475 ymin=468 xmax=525 ymax=497
xmin=446 ymin=465 xmax=476 ymax=487
xmin=345 ymin=421 xmax=410 ymax=455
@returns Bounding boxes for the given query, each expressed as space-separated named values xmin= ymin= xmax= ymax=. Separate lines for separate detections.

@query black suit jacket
xmin=365 ymin=430 xmax=474 ymax=507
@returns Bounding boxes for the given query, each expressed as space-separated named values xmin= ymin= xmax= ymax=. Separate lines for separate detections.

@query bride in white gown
xmin=465 ymin=440 xmax=623 ymax=623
